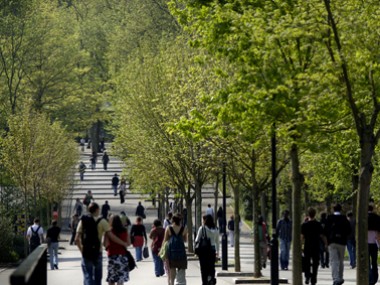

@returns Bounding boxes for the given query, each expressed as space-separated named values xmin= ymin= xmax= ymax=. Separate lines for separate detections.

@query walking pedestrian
xmin=130 ymin=216 xmax=147 ymax=262
xmin=101 ymin=201 xmax=111 ymax=220
xmin=135 ymin=201 xmax=146 ymax=219
xmin=79 ymin=161 xmax=86 ymax=181
xmin=319 ymin=212 xmax=329 ymax=268
xmin=217 ymin=207 xmax=224 ymax=234
xmin=83 ymin=190 xmax=94 ymax=208
xmin=74 ymin=198 xmax=84 ymax=217
xmin=164 ymin=213 xmax=188 ymax=285
xmin=46 ymin=220 xmax=61 ymax=270
xmin=105 ymin=215 xmax=130 ymax=285
xmin=276 ymin=210 xmax=292 ymax=270
xmin=26 ymin=218 xmax=44 ymax=254
xmin=258 ymin=216 xmax=269 ymax=269
xmin=195 ymin=214 xmax=219 ymax=285
xmin=102 ymin=152 xmax=110 ymax=171
xmin=346 ymin=211 xmax=356 ymax=269
xmin=111 ymin=174 xmax=119 ymax=196
xmin=227 ymin=215 xmax=235 ymax=247
xmin=301 ymin=207 xmax=327 ymax=285
xmin=90 ymin=153 xmax=97 ymax=170
xmin=80 ymin=138 xmax=86 ymax=151
xmin=149 ymin=219 xmax=165 ymax=277
xmin=368 ymin=205 xmax=380 ymax=285
xmin=70 ymin=214 xmax=79 ymax=245
xmin=164 ymin=212 xmax=173 ymax=229
xmin=325 ymin=204 xmax=351 ymax=285
xmin=119 ymin=177 xmax=127 ymax=204
xmin=75 ymin=202 xmax=128 ymax=285
xmin=205 ymin=204 xmax=214 ymax=218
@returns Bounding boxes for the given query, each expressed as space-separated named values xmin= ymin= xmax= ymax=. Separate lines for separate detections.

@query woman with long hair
xmin=195 ymin=214 xmax=219 ymax=285
xmin=106 ymin=215 xmax=130 ymax=285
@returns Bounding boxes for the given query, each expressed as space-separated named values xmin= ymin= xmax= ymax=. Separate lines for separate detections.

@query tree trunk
xmin=290 ymin=143 xmax=303 ymax=285
xmin=195 ymin=179 xmax=202 ymax=235
xmin=214 ymin=174 xmax=220 ymax=225
xmin=356 ymin=131 xmax=373 ymax=285
xmin=185 ymin=197 xmax=194 ymax=252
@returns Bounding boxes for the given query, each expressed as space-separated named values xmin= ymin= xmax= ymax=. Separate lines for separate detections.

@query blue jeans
xmin=279 ymin=239 xmax=291 ymax=270
xmin=112 ymin=185 xmax=118 ymax=195
xmin=346 ymin=239 xmax=356 ymax=268
xmin=81 ymin=253 xmax=102 ymax=285
xmin=152 ymin=252 xmax=165 ymax=276
xmin=49 ymin=242 xmax=59 ymax=269
xmin=135 ymin=246 xmax=143 ymax=261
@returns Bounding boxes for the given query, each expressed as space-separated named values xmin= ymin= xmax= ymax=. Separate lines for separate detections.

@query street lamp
xmin=270 ymin=125 xmax=279 ymax=285
xmin=222 ymin=162 xmax=228 ymax=270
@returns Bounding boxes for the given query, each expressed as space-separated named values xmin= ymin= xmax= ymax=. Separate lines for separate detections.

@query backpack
xmin=81 ymin=215 xmax=102 ymax=261
xmin=30 ymin=226 xmax=41 ymax=249
xmin=167 ymin=226 xmax=186 ymax=262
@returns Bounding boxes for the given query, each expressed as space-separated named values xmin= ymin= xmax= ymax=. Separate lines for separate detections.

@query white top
xmin=26 ymin=224 xmax=44 ymax=237
xmin=206 ymin=207 xmax=214 ymax=217
xmin=195 ymin=225 xmax=220 ymax=254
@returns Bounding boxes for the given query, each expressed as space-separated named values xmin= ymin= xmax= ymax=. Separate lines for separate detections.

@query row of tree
xmin=0 ymin=1 xmax=378 ymax=284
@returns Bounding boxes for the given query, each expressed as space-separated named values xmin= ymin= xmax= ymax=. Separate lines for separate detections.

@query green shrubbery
xmin=0 ymin=218 xmax=23 ymax=263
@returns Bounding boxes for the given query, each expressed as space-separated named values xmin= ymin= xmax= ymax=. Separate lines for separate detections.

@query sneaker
xmin=54 ymin=264 xmax=58 ymax=269
xmin=305 ymin=277 xmax=310 ymax=284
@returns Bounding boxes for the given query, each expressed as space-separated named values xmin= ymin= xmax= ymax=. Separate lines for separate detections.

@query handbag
xmin=125 ymin=250 xmax=137 ymax=271
xmin=194 ymin=226 xmax=211 ymax=256
xmin=143 ymin=246 xmax=149 ymax=258
xmin=159 ymin=241 xmax=168 ymax=260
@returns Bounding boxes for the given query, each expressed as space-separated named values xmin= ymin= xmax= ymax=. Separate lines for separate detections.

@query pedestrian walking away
xmin=346 ymin=211 xmax=356 ymax=269
xmin=368 ymin=205 xmax=380 ymax=285
xmin=74 ymin=198 xmax=84 ymax=217
xmin=70 ymin=214 xmax=79 ymax=245
xmin=257 ymin=216 xmax=269 ymax=269
xmin=75 ymin=202 xmax=129 ymax=285
xmin=119 ymin=177 xmax=127 ymax=204
xmin=130 ymin=216 xmax=147 ymax=262
xmin=227 ymin=215 xmax=235 ymax=247
xmin=105 ymin=215 xmax=131 ymax=285
xmin=164 ymin=212 xmax=173 ymax=229
xmin=80 ymin=138 xmax=86 ymax=151
xmin=217 ymin=206 xmax=224 ymax=234
xmin=205 ymin=204 xmax=214 ymax=218
xmin=79 ymin=161 xmax=87 ymax=181
xmin=90 ymin=153 xmax=97 ymax=170
xmin=149 ymin=219 xmax=165 ymax=277
xmin=276 ymin=210 xmax=292 ymax=270
xmin=319 ymin=213 xmax=329 ymax=268
xmin=111 ymin=173 xmax=119 ymax=196
xmin=101 ymin=201 xmax=111 ymax=220
xmin=164 ymin=213 xmax=188 ymax=285
xmin=195 ymin=214 xmax=219 ymax=285
xmin=135 ymin=201 xmax=146 ymax=219
xmin=26 ymin=218 xmax=44 ymax=254
xmin=325 ymin=204 xmax=351 ymax=285
xmin=46 ymin=220 xmax=61 ymax=270
xmin=102 ymin=152 xmax=110 ymax=171
xmin=301 ymin=207 xmax=327 ymax=285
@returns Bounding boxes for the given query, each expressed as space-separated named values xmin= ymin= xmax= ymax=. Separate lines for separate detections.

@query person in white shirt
xmin=195 ymin=214 xmax=219 ymax=285
xmin=26 ymin=218 xmax=44 ymax=253
xmin=205 ymin=204 xmax=214 ymax=218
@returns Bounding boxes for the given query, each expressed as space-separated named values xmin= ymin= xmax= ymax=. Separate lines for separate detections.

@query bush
xmin=0 ymin=217 xmax=20 ymax=263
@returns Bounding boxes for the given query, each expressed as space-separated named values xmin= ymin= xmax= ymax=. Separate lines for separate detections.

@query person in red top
xmin=149 ymin=219 xmax=165 ymax=277
xmin=106 ymin=215 xmax=131 ymax=285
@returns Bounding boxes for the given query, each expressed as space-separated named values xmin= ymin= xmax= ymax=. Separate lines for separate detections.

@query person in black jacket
xmin=46 ymin=220 xmax=61 ymax=270
xmin=368 ymin=205 xmax=380 ymax=285
xmin=130 ymin=216 xmax=147 ymax=261
xmin=325 ymin=204 xmax=351 ymax=285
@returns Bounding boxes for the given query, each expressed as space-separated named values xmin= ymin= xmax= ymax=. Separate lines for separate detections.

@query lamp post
xmin=270 ymin=126 xmax=279 ymax=285
xmin=222 ymin=163 xmax=228 ymax=270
